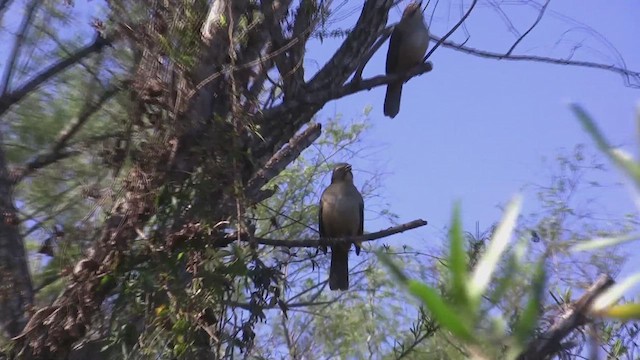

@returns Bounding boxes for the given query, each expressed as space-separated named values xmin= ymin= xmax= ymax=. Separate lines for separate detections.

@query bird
xmin=318 ymin=163 xmax=364 ymax=290
xmin=384 ymin=1 xmax=430 ymax=118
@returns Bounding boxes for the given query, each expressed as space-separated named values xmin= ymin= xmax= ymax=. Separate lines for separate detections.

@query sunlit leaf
xmin=407 ymin=280 xmax=475 ymax=342
xmin=513 ymin=259 xmax=546 ymax=345
xmin=449 ymin=203 xmax=468 ymax=306
xmin=572 ymin=104 xmax=640 ymax=188
xmin=469 ymin=195 xmax=522 ymax=300
xmin=592 ymin=273 xmax=640 ymax=312
xmin=571 ymin=233 xmax=640 ymax=251
xmin=600 ymin=303 xmax=640 ymax=320
xmin=377 ymin=251 xmax=409 ymax=283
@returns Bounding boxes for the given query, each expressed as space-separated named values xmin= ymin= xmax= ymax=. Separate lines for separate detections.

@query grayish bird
xmin=319 ymin=163 xmax=364 ymax=290
xmin=384 ymin=1 xmax=430 ymax=118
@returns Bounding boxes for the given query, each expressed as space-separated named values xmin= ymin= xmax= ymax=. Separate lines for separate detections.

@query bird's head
xmin=402 ymin=1 xmax=423 ymax=20
xmin=331 ymin=163 xmax=354 ymax=183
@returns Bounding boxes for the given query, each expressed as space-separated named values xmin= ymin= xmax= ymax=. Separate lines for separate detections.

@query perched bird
xmin=384 ymin=1 xmax=430 ymax=118
xmin=319 ymin=163 xmax=364 ymax=290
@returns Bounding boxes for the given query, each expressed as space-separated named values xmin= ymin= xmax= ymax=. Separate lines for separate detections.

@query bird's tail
xmin=383 ymin=82 xmax=403 ymax=118
xmin=329 ymin=245 xmax=349 ymax=290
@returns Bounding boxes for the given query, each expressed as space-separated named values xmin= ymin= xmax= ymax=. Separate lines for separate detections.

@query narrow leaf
xmin=571 ymin=233 xmax=640 ymax=251
xmin=377 ymin=251 xmax=409 ymax=283
xmin=601 ymin=303 xmax=640 ymax=320
xmin=407 ymin=280 xmax=475 ymax=342
xmin=592 ymin=273 xmax=640 ymax=312
xmin=572 ymin=104 xmax=640 ymax=188
xmin=513 ymin=259 xmax=546 ymax=345
xmin=449 ymin=203 xmax=468 ymax=306
xmin=469 ymin=195 xmax=522 ymax=300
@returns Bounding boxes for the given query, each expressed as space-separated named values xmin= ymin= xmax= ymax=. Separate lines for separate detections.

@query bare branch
xmin=321 ymin=62 xmax=433 ymax=103
xmin=352 ymin=26 xmax=394 ymax=82
xmin=424 ymin=0 xmax=478 ymax=61
xmin=438 ymin=37 xmax=640 ymax=88
xmin=517 ymin=274 xmax=615 ymax=360
xmin=505 ymin=0 xmax=550 ymax=57
xmin=221 ymin=219 xmax=428 ymax=248
xmin=0 ymin=33 xmax=111 ymax=116
xmin=0 ymin=0 xmax=15 ymax=20
xmin=246 ymin=123 xmax=322 ymax=200
xmin=0 ymin=0 xmax=42 ymax=95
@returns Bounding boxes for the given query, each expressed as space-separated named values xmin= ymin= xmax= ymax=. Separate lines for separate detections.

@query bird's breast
xmin=397 ymin=23 xmax=430 ymax=69
xmin=322 ymin=195 xmax=361 ymax=237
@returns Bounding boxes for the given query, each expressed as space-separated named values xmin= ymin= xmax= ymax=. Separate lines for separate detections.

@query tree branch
xmin=0 ymin=0 xmax=42 ymax=95
xmin=505 ymin=0 xmax=550 ymax=56
xmin=517 ymin=274 xmax=615 ymax=360
xmin=438 ymin=37 xmax=640 ymax=88
xmin=246 ymin=123 xmax=322 ymax=201
xmin=220 ymin=219 xmax=428 ymax=248
xmin=11 ymin=80 xmax=125 ymax=183
xmin=0 ymin=33 xmax=111 ymax=116
xmin=424 ymin=0 xmax=478 ymax=61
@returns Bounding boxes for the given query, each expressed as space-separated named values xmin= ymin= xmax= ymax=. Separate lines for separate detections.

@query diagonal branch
xmin=505 ymin=0 xmax=550 ymax=56
xmin=246 ymin=123 xmax=322 ymax=201
xmin=517 ymin=274 xmax=615 ymax=360
xmin=424 ymin=0 xmax=478 ymax=61
xmin=0 ymin=33 xmax=112 ymax=116
xmin=0 ymin=0 xmax=42 ymax=95
xmin=0 ymin=0 xmax=15 ymax=19
xmin=11 ymin=80 xmax=125 ymax=183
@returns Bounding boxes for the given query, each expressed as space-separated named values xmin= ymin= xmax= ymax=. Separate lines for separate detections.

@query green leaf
xmin=377 ymin=251 xmax=409 ymax=283
xmin=407 ymin=280 xmax=475 ymax=342
xmin=571 ymin=233 xmax=640 ymax=251
xmin=602 ymin=303 xmax=640 ymax=320
xmin=572 ymin=104 xmax=640 ymax=188
xmin=448 ymin=203 xmax=468 ymax=306
xmin=513 ymin=259 xmax=546 ymax=345
xmin=592 ymin=273 xmax=640 ymax=312
xmin=469 ymin=195 xmax=522 ymax=300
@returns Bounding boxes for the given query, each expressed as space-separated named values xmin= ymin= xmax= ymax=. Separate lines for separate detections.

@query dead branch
xmin=517 ymin=274 xmax=615 ymax=360
xmin=505 ymin=0 xmax=550 ymax=56
xmin=438 ymin=37 xmax=640 ymax=88
xmin=424 ymin=0 xmax=478 ymax=61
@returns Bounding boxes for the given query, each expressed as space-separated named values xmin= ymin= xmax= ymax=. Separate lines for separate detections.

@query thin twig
xmin=0 ymin=33 xmax=111 ymax=116
xmin=505 ymin=0 xmax=550 ymax=56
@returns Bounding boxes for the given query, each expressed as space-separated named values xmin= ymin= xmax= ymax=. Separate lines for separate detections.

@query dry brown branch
xmin=517 ymin=274 xmax=615 ymax=360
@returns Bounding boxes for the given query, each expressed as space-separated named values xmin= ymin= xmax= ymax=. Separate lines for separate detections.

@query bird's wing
xmin=386 ymin=25 xmax=403 ymax=74
xmin=358 ymin=195 xmax=364 ymax=236
xmin=318 ymin=194 xmax=326 ymax=238
xmin=318 ymin=191 xmax=329 ymax=254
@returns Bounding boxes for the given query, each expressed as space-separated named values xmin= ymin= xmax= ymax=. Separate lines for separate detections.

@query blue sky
xmin=305 ymin=1 xmax=640 ymax=256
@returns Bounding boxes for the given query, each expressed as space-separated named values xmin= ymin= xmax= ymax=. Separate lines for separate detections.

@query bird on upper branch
xmin=384 ymin=1 xmax=430 ymax=118
xmin=319 ymin=163 xmax=364 ymax=290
